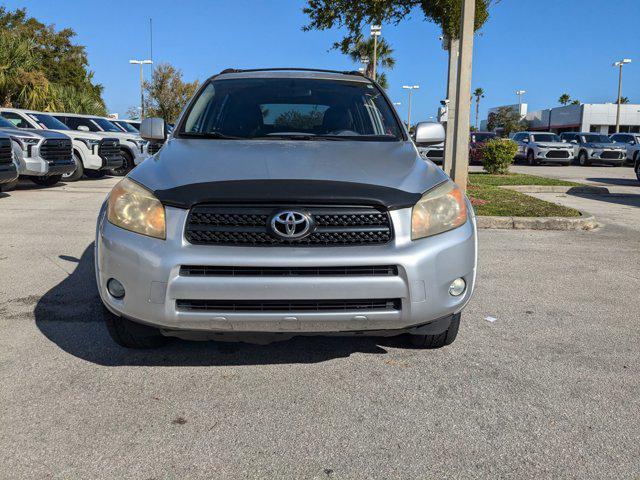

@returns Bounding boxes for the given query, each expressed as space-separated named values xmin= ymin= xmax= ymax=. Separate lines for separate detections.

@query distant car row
xmin=0 ymin=108 xmax=152 ymax=192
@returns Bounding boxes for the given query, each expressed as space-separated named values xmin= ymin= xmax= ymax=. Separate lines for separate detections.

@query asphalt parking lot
xmin=1 ymin=171 xmax=639 ymax=479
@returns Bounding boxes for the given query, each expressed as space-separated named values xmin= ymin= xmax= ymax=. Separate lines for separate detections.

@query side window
xmin=66 ymin=117 xmax=99 ymax=132
xmin=513 ymin=133 xmax=523 ymax=141
xmin=1 ymin=112 xmax=32 ymax=128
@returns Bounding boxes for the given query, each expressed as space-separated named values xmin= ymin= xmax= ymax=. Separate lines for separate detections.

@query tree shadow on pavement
xmin=34 ymin=244 xmax=397 ymax=367
xmin=586 ymin=177 xmax=639 ymax=187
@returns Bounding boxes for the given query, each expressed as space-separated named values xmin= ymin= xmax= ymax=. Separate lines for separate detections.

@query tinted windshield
xmin=583 ymin=134 xmax=612 ymax=143
xmin=92 ymin=118 xmax=122 ymax=133
xmin=532 ymin=134 xmax=561 ymax=142
xmin=28 ymin=113 xmax=69 ymax=130
xmin=114 ymin=121 xmax=139 ymax=133
xmin=182 ymin=77 xmax=403 ymax=140
xmin=472 ymin=133 xmax=496 ymax=142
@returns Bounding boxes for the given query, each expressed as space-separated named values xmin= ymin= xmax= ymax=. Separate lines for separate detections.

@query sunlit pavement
xmin=1 ymin=176 xmax=638 ymax=478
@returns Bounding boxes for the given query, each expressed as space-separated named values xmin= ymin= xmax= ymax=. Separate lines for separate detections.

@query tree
xmin=347 ymin=37 xmax=395 ymax=88
xmin=619 ymin=96 xmax=630 ymax=104
xmin=558 ymin=93 xmax=570 ymax=105
xmin=486 ymin=106 xmax=527 ymax=137
xmin=0 ymin=7 xmax=105 ymax=114
xmin=143 ymin=63 xmax=199 ymax=124
xmin=274 ymin=107 xmax=325 ymax=130
xmin=570 ymin=99 xmax=580 ymax=105
xmin=472 ymin=87 xmax=484 ymax=130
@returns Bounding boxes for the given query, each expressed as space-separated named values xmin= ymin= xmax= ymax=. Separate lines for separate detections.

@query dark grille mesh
xmin=148 ymin=142 xmax=163 ymax=155
xmin=546 ymin=150 xmax=570 ymax=159
xmin=601 ymin=151 xmax=623 ymax=159
xmin=185 ymin=205 xmax=393 ymax=247
xmin=176 ymin=298 xmax=401 ymax=313
xmin=0 ymin=138 xmax=12 ymax=165
xmin=98 ymin=138 xmax=122 ymax=162
xmin=180 ymin=265 xmax=398 ymax=277
xmin=40 ymin=138 xmax=72 ymax=163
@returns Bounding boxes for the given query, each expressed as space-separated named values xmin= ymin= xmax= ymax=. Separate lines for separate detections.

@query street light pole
xmin=402 ymin=85 xmax=419 ymax=132
xmin=129 ymin=59 xmax=153 ymax=119
xmin=370 ymin=25 xmax=381 ymax=81
xmin=515 ymin=89 xmax=526 ymax=116
xmin=613 ymin=59 xmax=631 ymax=133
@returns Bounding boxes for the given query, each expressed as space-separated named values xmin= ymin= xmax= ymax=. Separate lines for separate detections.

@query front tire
xmin=578 ymin=151 xmax=591 ymax=166
xmin=408 ymin=313 xmax=461 ymax=349
xmin=635 ymin=162 xmax=640 ymax=182
xmin=109 ymin=149 xmax=134 ymax=176
xmin=62 ymin=152 xmax=84 ymax=182
xmin=103 ymin=306 xmax=170 ymax=349
xmin=527 ymin=150 xmax=538 ymax=166
xmin=31 ymin=174 xmax=62 ymax=187
xmin=84 ymin=169 xmax=107 ymax=179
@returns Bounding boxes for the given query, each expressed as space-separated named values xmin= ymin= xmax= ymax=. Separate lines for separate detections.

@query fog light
xmin=449 ymin=278 xmax=466 ymax=297
xmin=107 ymin=278 xmax=125 ymax=299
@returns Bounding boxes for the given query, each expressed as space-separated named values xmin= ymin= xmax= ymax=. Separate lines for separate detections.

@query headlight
xmin=411 ymin=181 xmax=468 ymax=240
xmin=107 ymin=178 xmax=166 ymax=239
xmin=75 ymin=138 xmax=100 ymax=149
xmin=10 ymin=136 xmax=39 ymax=151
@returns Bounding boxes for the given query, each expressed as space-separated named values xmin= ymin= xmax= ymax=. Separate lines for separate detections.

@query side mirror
xmin=522 ymin=138 xmax=529 ymax=143
xmin=140 ymin=117 xmax=166 ymax=142
xmin=414 ymin=122 xmax=445 ymax=145
xmin=77 ymin=125 xmax=90 ymax=132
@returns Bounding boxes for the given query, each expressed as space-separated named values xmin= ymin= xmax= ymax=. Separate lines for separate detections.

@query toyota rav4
xmin=96 ymin=69 xmax=477 ymax=349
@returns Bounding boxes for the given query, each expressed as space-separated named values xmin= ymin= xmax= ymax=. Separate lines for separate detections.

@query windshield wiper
xmin=253 ymin=134 xmax=349 ymax=141
xmin=180 ymin=131 xmax=243 ymax=140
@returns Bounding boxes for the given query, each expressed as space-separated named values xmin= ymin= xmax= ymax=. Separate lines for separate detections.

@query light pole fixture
xmin=129 ymin=59 xmax=153 ymax=119
xmin=515 ymin=89 xmax=526 ymax=115
xmin=613 ymin=58 xmax=632 ymax=133
xmin=360 ymin=56 xmax=370 ymax=76
xmin=370 ymin=25 xmax=381 ymax=81
xmin=402 ymin=85 xmax=420 ymax=132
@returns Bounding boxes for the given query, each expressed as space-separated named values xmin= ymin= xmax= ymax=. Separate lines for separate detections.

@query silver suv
xmin=512 ymin=132 xmax=574 ymax=165
xmin=559 ymin=132 xmax=626 ymax=166
xmin=609 ymin=132 xmax=640 ymax=164
xmin=96 ymin=69 xmax=477 ymax=349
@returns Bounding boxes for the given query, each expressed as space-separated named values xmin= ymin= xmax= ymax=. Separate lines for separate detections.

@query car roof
xmin=211 ymin=68 xmax=370 ymax=84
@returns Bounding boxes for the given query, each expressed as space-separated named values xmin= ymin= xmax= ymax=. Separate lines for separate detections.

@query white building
xmin=524 ymin=103 xmax=640 ymax=134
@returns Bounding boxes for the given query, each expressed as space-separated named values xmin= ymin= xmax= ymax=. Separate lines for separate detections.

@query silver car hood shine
xmin=589 ymin=142 xmax=623 ymax=149
xmin=536 ymin=142 xmax=569 ymax=148
xmin=0 ymin=127 xmax=69 ymax=140
xmin=129 ymin=138 xmax=448 ymax=197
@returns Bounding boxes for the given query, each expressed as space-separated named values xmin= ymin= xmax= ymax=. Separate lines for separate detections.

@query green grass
xmin=468 ymin=182 xmax=581 ymax=217
xmin=469 ymin=172 xmax=582 ymax=187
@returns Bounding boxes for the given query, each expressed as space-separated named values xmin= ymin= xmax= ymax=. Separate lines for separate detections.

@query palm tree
xmin=619 ymin=96 xmax=630 ymax=104
xmin=473 ymin=87 xmax=484 ymax=130
xmin=558 ymin=93 xmax=571 ymax=105
xmin=347 ymin=37 xmax=395 ymax=89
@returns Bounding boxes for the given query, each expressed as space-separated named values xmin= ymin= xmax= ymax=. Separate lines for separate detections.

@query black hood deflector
xmin=155 ymin=179 xmax=422 ymax=210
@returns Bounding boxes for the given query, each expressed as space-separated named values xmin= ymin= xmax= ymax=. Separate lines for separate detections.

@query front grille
xmin=40 ymin=138 xmax=72 ymax=163
xmin=148 ymin=142 xmax=163 ymax=155
xmin=601 ymin=150 xmax=623 ymax=159
xmin=176 ymin=298 xmax=401 ymax=313
xmin=185 ymin=205 xmax=393 ymax=247
xmin=546 ymin=150 xmax=570 ymax=159
xmin=180 ymin=265 xmax=398 ymax=277
xmin=0 ymin=138 xmax=12 ymax=165
xmin=98 ymin=138 xmax=122 ymax=161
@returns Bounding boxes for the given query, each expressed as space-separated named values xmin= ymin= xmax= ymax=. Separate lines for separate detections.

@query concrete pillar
xmin=443 ymin=38 xmax=459 ymax=176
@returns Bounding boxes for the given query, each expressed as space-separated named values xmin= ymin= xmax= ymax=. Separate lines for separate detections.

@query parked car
xmin=635 ymin=155 xmax=640 ymax=183
xmin=412 ymin=122 xmax=444 ymax=164
xmin=0 ymin=108 xmax=123 ymax=181
xmin=469 ymin=132 xmax=497 ymax=164
xmin=111 ymin=118 xmax=140 ymax=133
xmin=512 ymin=132 xmax=574 ymax=165
xmin=96 ymin=68 xmax=477 ymax=349
xmin=0 ymin=115 xmax=74 ymax=186
xmin=0 ymin=132 xmax=18 ymax=192
xmin=609 ymin=132 xmax=640 ymax=165
xmin=559 ymin=132 xmax=626 ymax=166
xmin=51 ymin=113 xmax=148 ymax=175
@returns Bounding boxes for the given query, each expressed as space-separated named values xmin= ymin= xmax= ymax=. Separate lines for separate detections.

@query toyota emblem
xmin=270 ymin=210 xmax=312 ymax=239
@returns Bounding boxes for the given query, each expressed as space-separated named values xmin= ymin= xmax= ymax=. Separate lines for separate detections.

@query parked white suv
xmin=0 ymin=108 xmax=123 ymax=181
xmin=0 ymin=115 xmax=75 ymax=187
xmin=609 ymin=132 xmax=640 ymax=164
xmin=52 ymin=113 xmax=148 ymax=175
xmin=559 ymin=132 xmax=626 ymax=166
xmin=512 ymin=132 xmax=574 ymax=165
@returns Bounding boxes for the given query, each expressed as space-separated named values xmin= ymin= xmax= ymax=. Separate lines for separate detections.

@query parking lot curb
xmin=500 ymin=185 xmax=610 ymax=194
xmin=477 ymin=212 xmax=598 ymax=231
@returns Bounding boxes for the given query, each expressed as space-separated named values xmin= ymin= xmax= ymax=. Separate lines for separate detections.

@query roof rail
xmin=218 ymin=67 xmax=367 ymax=78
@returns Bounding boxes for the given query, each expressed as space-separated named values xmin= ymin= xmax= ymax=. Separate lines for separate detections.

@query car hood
xmin=536 ymin=142 xmax=570 ymax=148
xmin=0 ymin=127 xmax=69 ymax=139
xmin=129 ymin=138 xmax=449 ymax=209
xmin=589 ymin=142 xmax=623 ymax=149
xmin=51 ymin=129 xmax=103 ymax=141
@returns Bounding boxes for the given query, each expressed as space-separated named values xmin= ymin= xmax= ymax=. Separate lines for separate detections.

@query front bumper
xmin=536 ymin=148 xmax=574 ymax=163
xmin=0 ymin=163 xmax=18 ymax=184
xmin=587 ymin=149 xmax=626 ymax=164
xmin=96 ymin=203 xmax=477 ymax=335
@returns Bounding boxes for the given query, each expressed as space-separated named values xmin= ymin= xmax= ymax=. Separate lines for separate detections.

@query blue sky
xmin=3 ymin=0 xmax=640 ymax=122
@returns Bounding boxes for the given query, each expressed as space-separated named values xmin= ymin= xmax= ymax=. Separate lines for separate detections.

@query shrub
xmin=481 ymin=138 xmax=517 ymax=174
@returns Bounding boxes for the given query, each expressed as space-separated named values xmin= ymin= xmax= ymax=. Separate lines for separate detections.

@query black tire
xmin=578 ymin=151 xmax=591 ymax=166
xmin=109 ymin=149 xmax=134 ymax=176
xmin=103 ymin=306 xmax=170 ymax=349
xmin=62 ymin=152 xmax=84 ymax=182
xmin=408 ymin=313 xmax=461 ymax=349
xmin=1 ymin=179 xmax=18 ymax=191
xmin=527 ymin=150 xmax=538 ymax=166
xmin=31 ymin=174 xmax=62 ymax=187
xmin=635 ymin=162 xmax=640 ymax=182
xmin=84 ymin=169 xmax=107 ymax=179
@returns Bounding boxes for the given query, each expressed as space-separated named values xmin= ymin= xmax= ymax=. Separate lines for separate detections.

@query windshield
xmin=472 ymin=133 xmax=496 ymax=142
xmin=92 ymin=118 xmax=122 ymax=133
xmin=0 ymin=116 xmax=17 ymax=128
xmin=114 ymin=121 xmax=139 ymax=133
xmin=181 ymin=77 xmax=403 ymax=141
xmin=27 ymin=113 xmax=69 ymax=130
xmin=583 ymin=134 xmax=612 ymax=143
xmin=532 ymin=134 xmax=561 ymax=142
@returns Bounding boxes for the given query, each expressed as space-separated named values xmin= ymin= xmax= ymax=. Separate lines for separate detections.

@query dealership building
xmin=482 ymin=103 xmax=640 ymax=135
